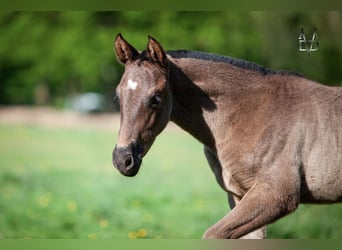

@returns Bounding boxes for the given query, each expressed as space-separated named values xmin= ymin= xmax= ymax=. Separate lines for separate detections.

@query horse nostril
xmin=124 ymin=155 xmax=134 ymax=170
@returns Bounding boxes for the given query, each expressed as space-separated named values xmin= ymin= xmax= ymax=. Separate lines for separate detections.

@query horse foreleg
xmin=204 ymin=146 xmax=268 ymax=239
xmin=227 ymin=192 xmax=267 ymax=239
xmin=204 ymin=181 xmax=299 ymax=239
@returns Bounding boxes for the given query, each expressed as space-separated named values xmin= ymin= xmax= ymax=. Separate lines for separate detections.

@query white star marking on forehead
xmin=127 ymin=79 xmax=138 ymax=90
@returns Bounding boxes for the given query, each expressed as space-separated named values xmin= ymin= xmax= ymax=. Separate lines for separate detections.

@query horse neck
xmin=168 ymin=58 xmax=268 ymax=151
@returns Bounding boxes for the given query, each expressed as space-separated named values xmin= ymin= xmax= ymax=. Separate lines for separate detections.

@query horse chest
xmin=213 ymin=150 xmax=257 ymax=197
xmin=221 ymin=168 xmax=246 ymax=197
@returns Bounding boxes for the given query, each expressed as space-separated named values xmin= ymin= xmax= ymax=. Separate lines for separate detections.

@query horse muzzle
xmin=112 ymin=142 xmax=143 ymax=177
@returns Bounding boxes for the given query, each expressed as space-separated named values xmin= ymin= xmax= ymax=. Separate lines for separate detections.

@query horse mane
xmin=166 ymin=50 xmax=301 ymax=77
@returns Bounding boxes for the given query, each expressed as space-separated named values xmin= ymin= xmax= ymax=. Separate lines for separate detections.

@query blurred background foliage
xmin=0 ymin=11 xmax=341 ymax=109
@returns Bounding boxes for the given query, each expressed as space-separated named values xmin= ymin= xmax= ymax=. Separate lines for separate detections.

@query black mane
xmin=167 ymin=50 xmax=299 ymax=76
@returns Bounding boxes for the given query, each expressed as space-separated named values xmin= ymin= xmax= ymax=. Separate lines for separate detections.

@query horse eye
xmin=149 ymin=94 xmax=162 ymax=109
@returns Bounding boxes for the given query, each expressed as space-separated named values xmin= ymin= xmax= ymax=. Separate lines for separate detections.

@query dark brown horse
xmin=112 ymin=33 xmax=342 ymax=239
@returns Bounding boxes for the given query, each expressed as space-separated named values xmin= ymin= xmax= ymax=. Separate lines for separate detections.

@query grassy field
xmin=0 ymin=122 xmax=341 ymax=239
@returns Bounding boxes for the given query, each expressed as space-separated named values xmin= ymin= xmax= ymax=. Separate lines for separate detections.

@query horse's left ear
xmin=147 ymin=35 xmax=168 ymax=67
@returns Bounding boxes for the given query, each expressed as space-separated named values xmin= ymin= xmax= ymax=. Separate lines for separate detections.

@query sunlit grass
xmin=0 ymin=124 xmax=341 ymax=239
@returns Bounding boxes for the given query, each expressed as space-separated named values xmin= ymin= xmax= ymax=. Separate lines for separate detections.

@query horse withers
xmin=112 ymin=33 xmax=342 ymax=239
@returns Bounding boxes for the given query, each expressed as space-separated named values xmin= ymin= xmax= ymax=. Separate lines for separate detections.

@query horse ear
xmin=114 ymin=33 xmax=139 ymax=64
xmin=147 ymin=35 xmax=167 ymax=66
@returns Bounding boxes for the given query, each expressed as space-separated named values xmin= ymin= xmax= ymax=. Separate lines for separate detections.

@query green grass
xmin=0 ymin=124 xmax=341 ymax=239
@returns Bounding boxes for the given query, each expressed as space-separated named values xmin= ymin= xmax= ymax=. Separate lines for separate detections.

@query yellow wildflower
xmin=99 ymin=219 xmax=109 ymax=228
xmin=137 ymin=228 xmax=148 ymax=238
xmin=88 ymin=233 xmax=98 ymax=240
xmin=128 ymin=228 xmax=148 ymax=239
xmin=38 ymin=193 xmax=52 ymax=208
xmin=66 ymin=200 xmax=77 ymax=212
xmin=128 ymin=231 xmax=138 ymax=239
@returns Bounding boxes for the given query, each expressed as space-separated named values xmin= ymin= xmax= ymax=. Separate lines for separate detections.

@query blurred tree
xmin=251 ymin=11 xmax=341 ymax=85
xmin=0 ymin=12 xmax=340 ymax=108
xmin=0 ymin=12 xmax=120 ymax=107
